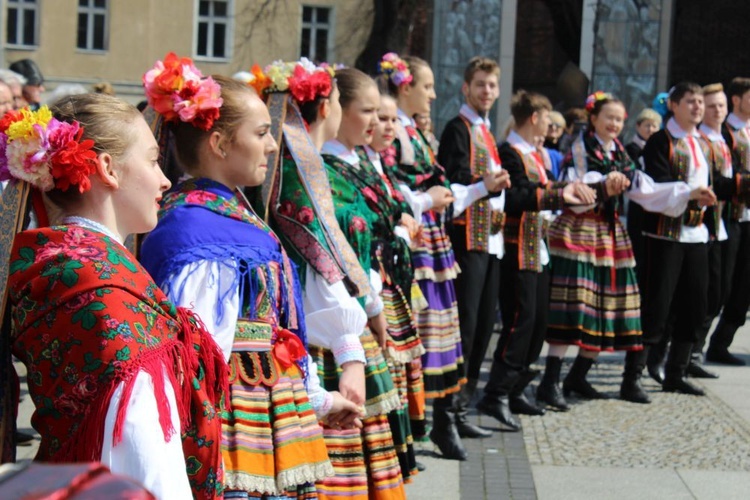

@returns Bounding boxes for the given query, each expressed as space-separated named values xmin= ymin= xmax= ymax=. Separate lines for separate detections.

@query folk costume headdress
xmin=0 ymin=106 xmax=100 ymax=461
xmin=244 ymin=58 xmax=370 ymax=298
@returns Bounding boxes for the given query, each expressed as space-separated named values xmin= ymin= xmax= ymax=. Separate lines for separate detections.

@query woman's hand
xmin=339 ymin=361 xmax=366 ymax=406
xmin=563 ymin=182 xmax=597 ymax=205
xmin=427 ymin=185 xmax=455 ymax=212
xmin=605 ymin=171 xmax=630 ymax=197
xmin=325 ymin=391 xmax=365 ymax=429
xmin=368 ymin=312 xmax=390 ymax=353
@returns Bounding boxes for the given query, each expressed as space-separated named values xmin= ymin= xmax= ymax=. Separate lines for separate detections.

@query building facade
xmin=1 ymin=0 xmax=373 ymax=101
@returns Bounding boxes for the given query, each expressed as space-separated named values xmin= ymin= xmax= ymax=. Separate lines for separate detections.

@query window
xmin=6 ymin=0 xmax=39 ymax=47
xmin=196 ymin=0 xmax=232 ymax=59
xmin=77 ymin=0 xmax=108 ymax=51
xmin=300 ymin=6 xmax=332 ymax=62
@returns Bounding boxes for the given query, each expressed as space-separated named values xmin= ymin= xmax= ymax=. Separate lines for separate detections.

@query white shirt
xmin=699 ymin=123 xmax=730 ymax=240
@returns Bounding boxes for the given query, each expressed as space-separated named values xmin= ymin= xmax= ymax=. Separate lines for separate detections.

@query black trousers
xmin=449 ymin=226 xmax=502 ymax=383
xmin=641 ymin=237 xmax=709 ymax=346
xmin=483 ymin=244 xmax=549 ymax=398
xmin=716 ymin=221 xmax=750 ymax=328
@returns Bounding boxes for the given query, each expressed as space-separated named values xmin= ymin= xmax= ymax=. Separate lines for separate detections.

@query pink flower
xmin=361 ymin=187 xmax=378 ymax=203
xmin=350 ymin=216 xmax=367 ymax=233
xmin=56 ymin=394 xmax=83 ymax=414
xmin=185 ymin=190 xmax=217 ymax=204
xmin=71 ymin=376 xmax=98 ymax=400
xmin=35 ymin=241 xmax=66 ymax=263
xmin=296 ymin=206 xmax=314 ymax=225
xmin=64 ymin=226 xmax=102 ymax=247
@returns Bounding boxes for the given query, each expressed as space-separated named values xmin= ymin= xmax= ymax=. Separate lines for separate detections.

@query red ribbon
xmin=273 ymin=328 xmax=306 ymax=369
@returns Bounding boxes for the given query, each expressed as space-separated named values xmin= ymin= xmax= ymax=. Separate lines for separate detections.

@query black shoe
xmin=537 ymin=356 xmax=570 ymax=411
xmin=562 ymin=356 xmax=610 ymax=400
xmin=662 ymin=376 xmax=706 ymax=396
xmin=646 ymin=361 xmax=665 ymax=384
xmin=429 ymin=425 xmax=468 ymax=461
xmin=416 ymin=461 xmax=427 ymax=472
xmin=476 ymin=397 xmax=521 ymax=432
xmin=620 ymin=375 xmax=651 ymax=404
xmin=509 ymin=393 xmax=546 ymax=416
xmin=687 ymin=361 xmax=719 ymax=378
xmin=706 ymin=349 xmax=746 ymax=366
xmin=456 ymin=420 xmax=493 ymax=438
xmin=15 ymin=431 xmax=34 ymax=446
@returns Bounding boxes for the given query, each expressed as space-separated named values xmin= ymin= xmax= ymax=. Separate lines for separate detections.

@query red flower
xmin=0 ymin=109 xmax=23 ymax=132
xmin=273 ymin=328 xmax=306 ymax=369
xmin=295 ymin=206 xmax=314 ymax=225
xmin=278 ymin=200 xmax=297 ymax=218
xmin=361 ymin=187 xmax=378 ymax=204
xmin=49 ymin=126 xmax=98 ymax=193
xmin=185 ymin=191 xmax=218 ymax=204
xmin=71 ymin=375 xmax=98 ymax=400
xmin=288 ymin=65 xmax=332 ymax=104
xmin=56 ymin=394 xmax=83 ymax=415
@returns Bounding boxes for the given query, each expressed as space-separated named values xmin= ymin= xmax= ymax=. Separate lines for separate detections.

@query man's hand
xmin=563 ymin=182 xmax=597 ymax=205
xmin=483 ymin=170 xmax=511 ymax=193
xmin=689 ymin=186 xmax=717 ymax=207
xmin=427 ymin=185 xmax=455 ymax=212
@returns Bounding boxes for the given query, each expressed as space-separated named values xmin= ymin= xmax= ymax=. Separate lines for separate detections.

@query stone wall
xmin=430 ymin=0 xmax=502 ymax=136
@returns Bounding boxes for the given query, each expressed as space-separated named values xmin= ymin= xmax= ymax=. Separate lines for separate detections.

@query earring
xmin=220 ymin=149 xmax=227 ymax=158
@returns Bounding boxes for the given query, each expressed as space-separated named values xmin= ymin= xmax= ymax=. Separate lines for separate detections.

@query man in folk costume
xmin=439 ymin=57 xmax=511 ymax=439
xmin=476 ymin=90 xmax=595 ymax=418
xmin=637 ymin=82 xmax=719 ymax=395
xmin=706 ymin=77 xmax=750 ymax=366
xmin=690 ymin=83 xmax=750 ymax=377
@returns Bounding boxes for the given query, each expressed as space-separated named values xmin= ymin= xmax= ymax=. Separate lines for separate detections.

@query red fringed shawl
xmin=8 ymin=225 xmax=228 ymax=499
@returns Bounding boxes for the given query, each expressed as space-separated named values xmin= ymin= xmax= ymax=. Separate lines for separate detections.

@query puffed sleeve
xmin=303 ymin=267 xmax=367 ymax=366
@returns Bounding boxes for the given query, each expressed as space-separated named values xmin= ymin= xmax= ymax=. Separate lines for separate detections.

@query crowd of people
xmin=0 ymin=49 xmax=747 ymax=500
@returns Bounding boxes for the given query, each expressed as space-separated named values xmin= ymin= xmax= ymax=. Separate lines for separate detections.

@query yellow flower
xmin=6 ymin=106 xmax=52 ymax=141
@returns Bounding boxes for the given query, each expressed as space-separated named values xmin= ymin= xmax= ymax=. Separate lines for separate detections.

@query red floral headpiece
xmin=259 ymin=58 xmax=334 ymax=104
xmin=143 ymin=52 xmax=223 ymax=131
xmin=0 ymin=107 xmax=98 ymax=193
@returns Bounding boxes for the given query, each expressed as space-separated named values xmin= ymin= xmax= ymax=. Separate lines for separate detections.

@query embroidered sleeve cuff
xmin=310 ymin=391 xmax=334 ymax=418
xmin=536 ymin=187 xmax=565 ymax=211
xmin=332 ymin=334 xmax=366 ymax=366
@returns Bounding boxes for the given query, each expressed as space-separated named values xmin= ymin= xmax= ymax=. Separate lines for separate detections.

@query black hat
xmin=9 ymin=59 xmax=44 ymax=86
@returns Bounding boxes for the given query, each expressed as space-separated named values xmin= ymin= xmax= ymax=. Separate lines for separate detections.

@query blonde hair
xmin=549 ymin=111 xmax=566 ymax=128
xmin=635 ymin=108 xmax=662 ymax=126
xmin=702 ymin=83 xmax=724 ymax=96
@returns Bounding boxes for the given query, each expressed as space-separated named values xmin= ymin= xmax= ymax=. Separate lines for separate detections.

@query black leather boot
xmin=563 ymin=355 xmax=609 ymax=399
xmin=707 ymin=320 xmax=746 ymax=366
xmin=455 ymin=379 xmax=492 ymax=438
xmin=646 ymin=337 xmax=668 ymax=384
xmin=536 ymin=356 xmax=569 ymax=411
xmin=687 ymin=351 xmax=719 ymax=378
xmin=476 ymin=396 xmax=520 ymax=431
xmin=620 ymin=349 xmax=651 ymax=404
xmin=509 ymin=369 xmax=545 ymax=415
xmin=429 ymin=394 xmax=468 ymax=460
xmin=663 ymin=342 xmax=706 ymax=396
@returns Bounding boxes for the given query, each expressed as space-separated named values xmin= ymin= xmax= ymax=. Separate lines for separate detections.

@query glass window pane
xmin=213 ymin=23 xmax=226 ymax=58
xmin=315 ymin=30 xmax=328 ymax=62
xmin=302 ymin=6 xmax=312 ymax=23
xmin=214 ymin=1 xmax=227 ymax=17
xmin=7 ymin=9 xmax=17 ymax=44
xmin=317 ymin=8 xmax=329 ymax=24
xmin=22 ymin=9 xmax=35 ymax=45
xmin=199 ymin=1 xmax=209 ymax=16
xmin=300 ymin=27 xmax=311 ymax=58
xmin=79 ymin=0 xmax=89 ymax=7
xmin=197 ymin=22 xmax=208 ymax=56
xmin=93 ymin=13 xmax=105 ymax=49
xmin=94 ymin=0 xmax=106 ymax=8
xmin=23 ymin=0 xmax=36 ymax=3
xmin=77 ymin=13 xmax=87 ymax=48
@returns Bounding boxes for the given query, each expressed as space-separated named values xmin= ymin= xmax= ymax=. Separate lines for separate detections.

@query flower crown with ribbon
xmin=585 ymin=90 xmax=613 ymax=113
xmin=143 ymin=52 xmax=223 ymax=131
xmin=244 ymin=58 xmax=336 ymax=104
xmin=0 ymin=107 xmax=98 ymax=193
xmin=379 ymin=52 xmax=413 ymax=87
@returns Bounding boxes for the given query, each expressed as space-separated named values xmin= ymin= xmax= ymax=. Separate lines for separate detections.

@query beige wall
xmin=2 ymin=0 xmax=373 ymax=100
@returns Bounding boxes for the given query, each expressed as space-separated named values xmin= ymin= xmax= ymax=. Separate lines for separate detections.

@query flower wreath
xmin=585 ymin=90 xmax=613 ymax=113
xmin=251 ymin=58 xmax=335 ymax=104
xmin=379 ymin=52 xmax=412 ymax=87
xmin=0 ymin=106 xmax=99 ymax=193
xmin=143 ymin=52 xmax=223 ymax=131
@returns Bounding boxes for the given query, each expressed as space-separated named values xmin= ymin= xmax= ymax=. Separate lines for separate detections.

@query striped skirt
xmin=222 ymin=351 xmax=333 ymax=496
xmin=310 ymin=331 xmax=405 ymax=499
xmin=386 ymin=360 xmax=418 ymax=483
xmin=546 ymin=211 xmax=642 ymax=351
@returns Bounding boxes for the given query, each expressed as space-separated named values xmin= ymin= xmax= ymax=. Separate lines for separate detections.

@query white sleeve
xmin=166 ymin=261 xmax=239 ymax=362
xmin=303 ymin=267 xmax=367 ymax=366
xmin=364 ymin=269 xmax=384 ymax=318
xmin=305 ymin=354 xmax=334 ymax=418
xmin=450 ymin=181 xmax=490 ymax=217
xmin=398 ymin=183 xmax=433 ymax=221
xmin=627 ymin=170 xmax=692 ymax=218
xmin=393 ymin=224 xmax=412 ymax=246
xmin=101 ymin=371 xmax=192 ymax=500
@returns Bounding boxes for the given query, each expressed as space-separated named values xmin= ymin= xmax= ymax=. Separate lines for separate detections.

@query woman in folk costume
xmin=538 ymin=91 xmax=717 ymax=407
xmin=139 ymin=55 xmax=362 ymax=499
xmin=252 ymin=60 xmax=406 ymax=499
xmin=0 ymin=94 xmax=227 ymax=499
xmin=320 ymin=68 xmax=423 ymax=482
xmin=378 ymin=52 xmax=476 ymax=459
